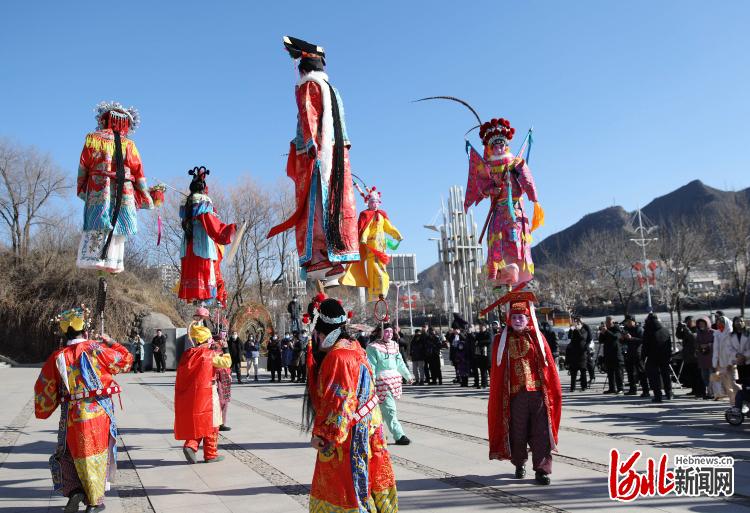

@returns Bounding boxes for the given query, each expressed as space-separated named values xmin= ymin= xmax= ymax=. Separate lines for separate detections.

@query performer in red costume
xmin=34 ymin=307 xmax=133 ymax=513
xmin=178 ymin=166 xmax=236 ymax=306
xmin=174 ymin=323 xmax=232 ymax=464
xmin=487 ymin=292 xmax=561 ymax=485
xmin=267 ymin=36 xmax=359 ymax=285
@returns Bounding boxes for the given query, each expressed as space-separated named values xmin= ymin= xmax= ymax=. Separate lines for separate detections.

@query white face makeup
xmin=367 ymin=196 xmax=381 ymax=210
xmin=383 ymin=328 xmax=394 ymax=341
xmin=510 ymin=314 xmax=529 ymax=332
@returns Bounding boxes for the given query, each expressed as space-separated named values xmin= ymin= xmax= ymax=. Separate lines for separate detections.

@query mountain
xmin=532 ymin=180 xmax=750 ymax=266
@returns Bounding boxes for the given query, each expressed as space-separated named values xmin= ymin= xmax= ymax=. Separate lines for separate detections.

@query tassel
xmin=531 ymin=202 xmax=545 ymax=232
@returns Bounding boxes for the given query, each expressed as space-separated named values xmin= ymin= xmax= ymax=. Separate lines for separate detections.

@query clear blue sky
xmin=2 ymin=1 xmax=749 ymax=271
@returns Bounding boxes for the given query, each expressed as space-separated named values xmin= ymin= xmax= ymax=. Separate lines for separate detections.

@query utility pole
xmin=629 ymin=208 xmax=658 ymax=312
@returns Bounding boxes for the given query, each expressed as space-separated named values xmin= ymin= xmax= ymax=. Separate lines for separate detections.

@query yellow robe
xmin=342 ymin=210 xmax=402 ymax=301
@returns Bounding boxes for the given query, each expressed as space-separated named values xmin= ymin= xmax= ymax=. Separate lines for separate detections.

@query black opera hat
xmin=283 ymin=35 xmax=326 ymax=65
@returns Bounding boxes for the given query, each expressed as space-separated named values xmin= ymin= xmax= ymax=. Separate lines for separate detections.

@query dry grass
xmin=0 ymin=249 xmax=185 ymax=363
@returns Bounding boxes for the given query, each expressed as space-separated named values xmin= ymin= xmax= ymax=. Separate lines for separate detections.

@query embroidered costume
xmin=366 ymin=324 xmax=413 ymax=445
xmin=268 ymin=36 xmax=359 ymax=285
xmin=174 ymin=324 xmax=232 ymax=464
xmin=178 ymin=167 xmax=236 ymax=306
xmin=34 ymin=307 xmax=133 ymax=511
xmin=305 ymin=295 xmax=398 ymax=512
xmin=76 ymin=101 xmax=154 ymax=273
xmin=487 ymin=292 xmax=561 ymax=484
xmin=342 ymin=185 xmax=403 ymax=301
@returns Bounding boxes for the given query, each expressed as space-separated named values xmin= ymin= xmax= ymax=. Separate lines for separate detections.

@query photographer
xmin=643 ymin=314 xmax=673 ymax=403
xmin=566 ymin=316 xmax=590 ymax=391
xmin=676 ymin=316 xmax=701 ymax=397
xmin=622 ymin=315 xmax=650 ymax=397
xmin=599 ymin=316 xmax=625 ymax=394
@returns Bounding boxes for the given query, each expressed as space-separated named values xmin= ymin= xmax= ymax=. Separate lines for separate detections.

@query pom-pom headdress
xmin=95 ymin=101 xmax=140 ymax=134
xmin=480 ymin=118 xmax=515 ymax=147
xmin=354 ymin=182 xmax=381 ymax=204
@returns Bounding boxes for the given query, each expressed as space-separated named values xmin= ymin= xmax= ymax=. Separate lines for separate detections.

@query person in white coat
xmin=713 ymin=316 xmax=740 ymax=404
xmin=730 ymin=317 xmax=750 ymax=412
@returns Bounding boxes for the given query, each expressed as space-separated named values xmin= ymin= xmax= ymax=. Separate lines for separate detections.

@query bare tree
xmin=715 ymin=195 xmax=750 ymax=317
xmin=573 ymin=230 xmax=642 ymax=315
xmin=655 ymin=219 xmax=709 ymax=334
xmin=0 ymin=139 xmax=70 ymax=258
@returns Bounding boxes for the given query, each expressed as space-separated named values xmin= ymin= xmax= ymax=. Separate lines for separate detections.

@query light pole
xmin=629 ymin=208 xmax=658 ymax=312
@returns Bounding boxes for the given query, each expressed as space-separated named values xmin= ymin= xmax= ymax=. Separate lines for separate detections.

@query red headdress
xmin=479 ymin=118 xmax=515 ymax=147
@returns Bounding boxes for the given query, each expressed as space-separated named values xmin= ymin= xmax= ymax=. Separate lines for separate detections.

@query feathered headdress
xmin=94 ymin=101 xmax=140 ymax=133
xmin=414 ymin=96 xmax=515 ymax=147
xmin=354 ymin=182 xmax=381 ymax=203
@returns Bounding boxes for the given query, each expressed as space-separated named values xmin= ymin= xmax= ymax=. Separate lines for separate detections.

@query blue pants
xmin=379 ymin=393 xmax=405 ymax=441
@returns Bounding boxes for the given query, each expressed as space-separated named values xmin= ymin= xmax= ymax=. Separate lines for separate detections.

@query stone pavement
xmin=1 ymin=365 xmax=749 ymax=513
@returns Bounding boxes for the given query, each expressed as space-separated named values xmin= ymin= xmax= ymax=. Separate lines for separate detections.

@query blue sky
xmin=2 ymin=1 xmax=749 ymax=272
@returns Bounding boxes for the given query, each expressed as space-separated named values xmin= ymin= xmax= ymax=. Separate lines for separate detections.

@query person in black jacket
xmin=227 ymin=331 xmax=243 ymax=384
xmin=623 ymin=315 xmax=650 ymax=397
xmin=471 ymin=324 xmax=491 ymax=388
xmin=643 ymin=314 xmax=673 ymax=403
xmin=566 ymin=319 xmax=590 ymax=391
xmin=266 ymin=335 xmax=282 ymax=382
xmin=539 ymin=322 xmax=559 ymax=367
xmin=425 ymin=328 xmax=443 ymax=385
xmin=676 ymin=316 xmax=701 ymax=397
xmin=599 ymin=317 xmax=625 ymax=394
xmin=409 ymin=329 xmax=426 ymax=385
xmin=152 ymin=329 xmax=167 ymax=372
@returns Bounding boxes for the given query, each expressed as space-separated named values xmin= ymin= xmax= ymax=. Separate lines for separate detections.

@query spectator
xmin=129 ymin=331 xmax=145 ymax=373
xmin=281 ymin=333 xmax=294 ymax=379
xmin=287 ymin=296 xmax=302 ymax=333
xmin=566 ymin=317 xmax=590 ymax=391
xmin=227 ymin=331 xmax=243 ymax=384
xmin=713 ymin=316 xmax=740 ymax=404
xmin=244 ymin=335 xmax=260 ymax=382
xmin=290 ymin=332 xmax=304 ymax=382
xmin=694 ymin=316 xmax=714 ymax=399
xmin=472 ymin=324 xmax=490 ymax=389
xmin=425 ymin=327 xmax=443 ymax=385
xmin=267 ymin=335 xmax=283 ymax=382
xmin=409 ymin=329 xmax=426 ymax=385
xmin=599 ymin=317 xmax=624 ymax=394
xmin=152 ymin=329 xmax=167 ymax=373
xmin=676 ymin=316 xmax=702 ymax=397
xmin=731 ymin=317 xmax=750 ymax=414
xmin=450 ymin=327 xmax=472 ymax=387
xmin=539 ymin=322 xmax=559 ymax=368
xmin=643 ymin=314 xmax=673 ymax=403
xmin=622 ymin=315 xmax=650 ymax=397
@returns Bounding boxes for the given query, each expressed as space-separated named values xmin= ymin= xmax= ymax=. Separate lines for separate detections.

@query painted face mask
xmin=510 ymin=313 xmax=529 ymax=332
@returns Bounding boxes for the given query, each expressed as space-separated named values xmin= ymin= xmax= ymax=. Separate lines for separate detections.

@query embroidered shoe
xmin=205 ymin=455 xmax=226 ymax=463
xmin=183 ymin=447 xmax=198 ymax=464
xmin=395 ymin=435 xmax=411 ymax=445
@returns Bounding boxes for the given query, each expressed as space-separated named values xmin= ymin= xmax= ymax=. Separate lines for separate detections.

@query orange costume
xmin=309 ymin=338 xmax=398 ymax=512
xmin=34 ymin=308 xmax=133 ymax=508
xmin=174 ymin=324 xmax=231 ymax=463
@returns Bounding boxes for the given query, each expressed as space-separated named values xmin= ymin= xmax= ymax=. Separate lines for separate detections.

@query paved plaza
xmin=1 ymin=366 xmax=748 ymax=512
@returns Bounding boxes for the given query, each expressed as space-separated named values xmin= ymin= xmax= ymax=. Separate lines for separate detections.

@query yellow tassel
xmin=531 ymin=202 xmax=545 ymax=232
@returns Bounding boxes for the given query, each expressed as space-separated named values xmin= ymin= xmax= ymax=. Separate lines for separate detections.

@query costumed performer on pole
xmin=178 ymin=166 xmax=236 ymax=306
xmin=342 ymin=185 xmax=403 ymax=301
xmin=366 ymin=322 xmax=414 ymax=445
xmin=303 ymin=294 xmax=398 ymax=512
xmin=34 ymin=307 xmax=133 ymax=513
xmin=174 ymin=322 xmax=232 ymax=464
xmin=267 ymin=36 xmax=359 ymax=286
xmin=76 ymin=101 xmax=154 ymax=273
xmin=488 ymin=292 xmax=561 ymax=485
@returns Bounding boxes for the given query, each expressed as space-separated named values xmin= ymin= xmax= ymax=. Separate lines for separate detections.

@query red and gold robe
xmin=178 ymin=194 xmax=236 ymax=306
xmin=309 ymin=339 xmax=398 ymax=512
xmin=267 ymin=71 xmax=359 ymax=274
xmin=34 ymin=339 xmax=133 ymax=505
xmin=488 ymin=329 xmax=561 ymax=461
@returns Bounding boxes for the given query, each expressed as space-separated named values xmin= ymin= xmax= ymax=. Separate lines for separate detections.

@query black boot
xmin=64 ymin=491 xmax=86 ymax=513
xmin=85 ymin=505 xmax=106 ymax=513
xmin=535 ymin=471 xmax=550 ymax=485
xmin=395 ymin=435 xmax=411 ymax=445
xmin=514 ymin=465 xmax=526 ymax=479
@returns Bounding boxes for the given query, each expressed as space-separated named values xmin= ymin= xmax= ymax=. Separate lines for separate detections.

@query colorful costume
xmin=366 ymin=328 xmax=413 ymax=444
xmin=174 ymin=324 xmax=231 ymax=463
xmin=465 ymin=119 xmax=543 ymax=287
xmin=487 ymin=292 xmax=561 ymax=483
xmin=268 ymin=36 xmax=359 ymax=284
xmin=34 ymin=308 xmax=133 ymax=509
xmin=76 ymin=101 xmax=153 ymax=273
xmin=178 ymin=167 xmax=236 ymax=306
xmin=342 ymin=186 xmax=403 ymax=300
xmin=305 ymin=295 xmax=398 ymax=512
